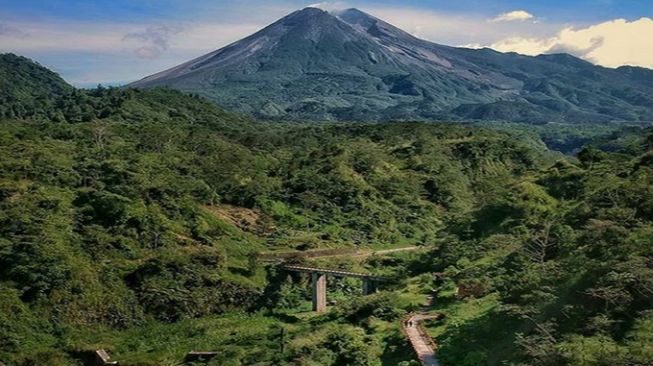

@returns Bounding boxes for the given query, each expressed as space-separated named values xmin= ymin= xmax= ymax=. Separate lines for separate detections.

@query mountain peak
xmin=278 ymin=6 xmax=332 ymax=26
xmin=333 ymin=8 xmax=378 ymax=27
xmin=291 ymin=6 xmax=328 ymax=17
xmin=129 ymin=7 xmax=653 ymax=123
xmin=333 ymin=7 xmax=414 ymax=41
xmin=332 ymin=8 xmax=369 ymax=16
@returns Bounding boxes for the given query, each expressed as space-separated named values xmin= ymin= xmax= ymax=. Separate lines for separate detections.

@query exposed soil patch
xmin=203 ymin=204 xmax=272 ymax=233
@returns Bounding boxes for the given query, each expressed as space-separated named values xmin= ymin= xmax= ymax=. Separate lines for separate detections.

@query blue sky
xmin=2 ymin=0 xmax=650 ymax=23
xmin=1 ymin=0 xmax=651 ymax=86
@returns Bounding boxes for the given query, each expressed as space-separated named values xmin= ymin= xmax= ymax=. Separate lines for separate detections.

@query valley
xmin=1 ymin=5 xmax=653 ymax=365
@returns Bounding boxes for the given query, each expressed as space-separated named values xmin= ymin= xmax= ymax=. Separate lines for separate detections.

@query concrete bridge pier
xmin=312 ymin=272 xmax=327 ymax=312
xmin=362 ymin=278 xmax=377 ymax=295
xmin=284 ymin=265 xmax=389 ymax=312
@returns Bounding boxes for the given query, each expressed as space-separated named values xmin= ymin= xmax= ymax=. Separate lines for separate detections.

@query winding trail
xmin=403 ymin=295 xmax=440 ymax=366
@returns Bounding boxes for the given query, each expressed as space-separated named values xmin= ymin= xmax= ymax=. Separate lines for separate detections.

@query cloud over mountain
xmin=123 ymin=25 xmax=183 ymax=59
xmin=491 ymin=17 xmax=653 ymax=68
xmin=491 ymin=10 xmax=535 ymax=23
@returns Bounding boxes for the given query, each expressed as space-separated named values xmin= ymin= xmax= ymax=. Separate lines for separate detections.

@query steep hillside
xmin=0 ymin=53 xmax=73 ymax=120
xmin=2 ymin=52 xmax=653 ymax=366
xmin=422 ymin=132 xmax=653 ymax=366
xmin=130 ymin=8 xmax=653 ymax=123
xmin=0 ymin=55 xmax=549 ymax=365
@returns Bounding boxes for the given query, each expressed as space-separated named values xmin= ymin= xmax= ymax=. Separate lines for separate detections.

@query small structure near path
xmin=94 ymin=349 xmax=118 ymax=366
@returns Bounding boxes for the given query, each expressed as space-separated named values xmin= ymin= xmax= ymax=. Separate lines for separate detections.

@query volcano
xmin=130 ymin=7 xmax=653 ymax=123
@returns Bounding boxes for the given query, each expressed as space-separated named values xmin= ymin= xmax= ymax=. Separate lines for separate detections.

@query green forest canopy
xmin=1 ymin=53 xmax=652 ymax=366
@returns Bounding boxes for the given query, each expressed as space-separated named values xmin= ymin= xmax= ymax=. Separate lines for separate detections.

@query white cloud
xmin=491 ymin=10 xmax=535 ymax=23
xmin=0 ymin=19 xmax=264 ymax=85
xmin=123 ymin=25 xmax=183 ymax=59
xmin=367 ymin=6 xmax=653 ymax=69
xmin=308 ymin=1 xmax=349 ymax=11
xmin=460 ymin=43 xmax=484 ymax=49
xmin=0 ymin=23 xmax=27 ymax=37
xmin=360 ymin=6 xmax=558 ymax=47
xmin=0 ymin=20 xmax=262 ymax=56
xmin=491 ymin=37 xmax=556 ymax=55
xmin=490 ymin=17 xmax=653 ymax=68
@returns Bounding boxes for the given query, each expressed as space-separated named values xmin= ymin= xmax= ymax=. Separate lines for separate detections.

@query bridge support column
xmin=312 ymin=272 xmax=327 ymax=312
xmin=362 ymin=279 xmax=376 ymax=295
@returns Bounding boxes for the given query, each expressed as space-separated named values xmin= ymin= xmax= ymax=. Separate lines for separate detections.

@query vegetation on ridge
xmin=1 ymin=53 xmax=652 ymax=366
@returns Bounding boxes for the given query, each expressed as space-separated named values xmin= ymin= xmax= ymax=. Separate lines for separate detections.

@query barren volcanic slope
xmin=130 ymin=7 xmax=653 ymax=123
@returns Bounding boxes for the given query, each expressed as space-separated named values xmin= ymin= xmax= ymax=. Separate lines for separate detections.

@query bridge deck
xmin=282 ymin=265 xmax=389 ymax=281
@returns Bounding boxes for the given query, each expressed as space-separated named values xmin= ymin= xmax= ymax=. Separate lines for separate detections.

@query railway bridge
xmin=282 ymin=265 xmax=390 ymax=312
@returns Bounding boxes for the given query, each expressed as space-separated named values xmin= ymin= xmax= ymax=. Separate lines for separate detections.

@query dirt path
xmin=369 ymin=246 xmax=423 ymax=255
xmin=307 ymin=245 xmax=424 ymax=259
xmin=403 ymin=295 xmax=440 ymax=366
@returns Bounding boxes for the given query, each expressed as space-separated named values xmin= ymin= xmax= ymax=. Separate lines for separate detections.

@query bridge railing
xmin=282 ymin=264 xmax=390 ymax=281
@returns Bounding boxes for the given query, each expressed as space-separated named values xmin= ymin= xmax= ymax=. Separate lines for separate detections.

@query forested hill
xmin=0 ymin=53 xmax=72 ymax=120
xmin=1 ymin=54 xmax=542 ymax=365
xmin=426 ymin=139 xmax=653 ymax=365
xmin=1 ymin=54 xmax=653 ymax=366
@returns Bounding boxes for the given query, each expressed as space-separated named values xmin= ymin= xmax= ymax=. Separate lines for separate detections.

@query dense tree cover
xmin=0 ymin=57 xmax=544 ymax=365
xmin=0 ymin=119 xmax=531 ymax=364
xmin=1 ymin=54 xmax=652 ymax=366
xmin=478 ymin=121 xmax=651 ymax=155
xmin=423 ymin=134 xmax=653 ymax=365
xmin=0 ymin=54 xmax=73 ymax=121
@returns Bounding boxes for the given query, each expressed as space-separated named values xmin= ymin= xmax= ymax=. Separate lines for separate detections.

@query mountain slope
xmin=0 ymin=53 xmax=73 ymax=120
xmin=0 ymin=53 xmax=259 ymax=128
xmin=2 ymin=52 xmax=653 ymax=366
xmin=130 ymin=8 xmax=653 ymax=123
xmin=0 ymin=54 xmax=557 ymax=366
